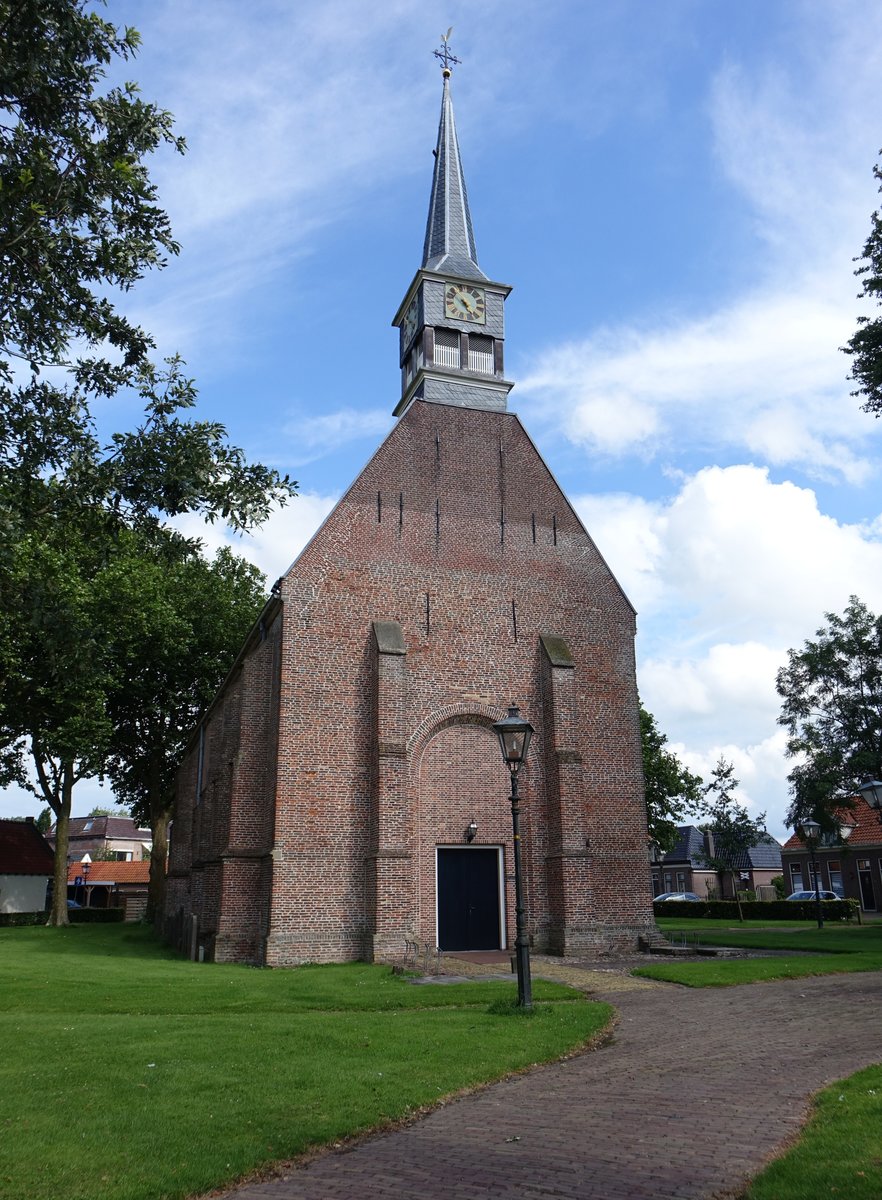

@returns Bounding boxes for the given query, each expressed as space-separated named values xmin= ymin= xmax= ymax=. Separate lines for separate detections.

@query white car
xmin=786 ymin=889 xmax=839 ymax=901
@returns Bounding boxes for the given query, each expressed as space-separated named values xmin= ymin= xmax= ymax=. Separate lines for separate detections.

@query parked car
xmin=786 ymin=889 xmax=838 ymax=901
xmin=654 ymin=891 xmax=702 ymax=902
xmin=66 ymin=899 xmax=82 ymax=908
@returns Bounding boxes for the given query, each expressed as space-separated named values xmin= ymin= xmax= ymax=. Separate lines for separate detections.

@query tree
xmin=640 ymin=703 xmax=704 ymax=852
xmin=843 ymin=152 xmax=882 ymax=415
xmin=776 ymin=596 xmax=882 ymax=831
xmin=0 ymin=3 xmax=296 ymax=923
xmin=102 ymin=543 xmax=267 ymax=922
xmin=697 ymin=757 xmax=767 ymax=921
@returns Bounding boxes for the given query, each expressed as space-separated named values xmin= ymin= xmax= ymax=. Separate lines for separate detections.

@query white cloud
xmin=575 ymin=465 xmax=882 ymax=839
xmin=283 ymin=408 xmax=394 ymax=465
xmin=173 ymin=490 xmax=337 ymax=583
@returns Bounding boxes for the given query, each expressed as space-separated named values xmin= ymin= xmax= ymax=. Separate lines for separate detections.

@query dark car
xmin=786 ymin=889 xmax=839 ymax=902
xmin=654 ymin=891 xmax=702 ymax=902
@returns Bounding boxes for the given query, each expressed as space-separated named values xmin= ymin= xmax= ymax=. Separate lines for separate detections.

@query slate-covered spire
xmin=422 ymin=72 xmax=487 ymax=281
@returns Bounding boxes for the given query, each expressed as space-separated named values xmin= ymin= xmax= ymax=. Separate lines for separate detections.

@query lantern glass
xmin=858 ymin=778 xmax=882 ymax=810
xmin=799 ymin=818 xmax=820 ymax=843
xmin=492 ymin=705 xmax=534 ymax=770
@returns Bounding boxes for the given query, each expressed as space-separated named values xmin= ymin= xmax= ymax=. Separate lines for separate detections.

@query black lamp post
xmin=492 ymin=703 xmax=534 ymax=1009
xmin=81 ymin=859 xmax=91 ymax=909
xmin=798 ymin=818 xmax=823 ymax=929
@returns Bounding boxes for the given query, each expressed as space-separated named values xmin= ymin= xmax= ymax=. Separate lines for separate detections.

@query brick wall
xmin=166 ymin=399 xmax=655 ymax=964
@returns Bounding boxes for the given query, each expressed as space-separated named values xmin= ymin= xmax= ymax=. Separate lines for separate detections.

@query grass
xmin=741 ymin=1065 xmax=882 ymax=1199
xmin=635 ymin=919 xmax=882 ymax=987
xmin=0 ymin=925 xmax=610 ymax=1200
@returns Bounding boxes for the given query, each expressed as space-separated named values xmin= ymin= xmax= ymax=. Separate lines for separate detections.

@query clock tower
xmin=392 ymin=44 xmax=514 ymax=416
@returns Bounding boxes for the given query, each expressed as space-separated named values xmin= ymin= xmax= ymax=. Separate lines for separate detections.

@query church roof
xmin=421 ymin=74 xmax=487 ymax=282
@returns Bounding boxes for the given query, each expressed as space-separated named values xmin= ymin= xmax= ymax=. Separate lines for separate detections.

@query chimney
xmin=703 ymin=830 xmax=715 ymax=859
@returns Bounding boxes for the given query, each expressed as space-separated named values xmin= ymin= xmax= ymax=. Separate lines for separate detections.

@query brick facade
xmin=165 ymin=399 xmax=656 ymax=963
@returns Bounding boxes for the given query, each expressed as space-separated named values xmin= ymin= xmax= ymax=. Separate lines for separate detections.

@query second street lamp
xmin=492 ymin=703 xmax=534 ymax=1010
xmin=798 ymin=818 xmax=824 ymax=929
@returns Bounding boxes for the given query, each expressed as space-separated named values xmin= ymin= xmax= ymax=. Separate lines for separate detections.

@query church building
xmin=164 ymin=52 xmax=656 ymax=965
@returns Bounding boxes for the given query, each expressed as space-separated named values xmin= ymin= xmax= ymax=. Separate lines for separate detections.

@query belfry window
xmin=434 ymin=328 xmax=461 ymax=368
xmin=467 ymin=334 xmax=493 ymax=373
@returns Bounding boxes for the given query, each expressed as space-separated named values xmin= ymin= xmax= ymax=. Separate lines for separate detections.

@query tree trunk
xmin=46 ymin=762 xmax=75 ymax=926
xmin=146 ymin=803 xmax=170 ymax=926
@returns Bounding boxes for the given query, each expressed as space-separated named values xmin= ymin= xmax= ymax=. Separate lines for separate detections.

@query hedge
xmin=653 ymin=898 xmax=860 ymax=921
xmin=0 ymin=907 xmax=125 ymax=927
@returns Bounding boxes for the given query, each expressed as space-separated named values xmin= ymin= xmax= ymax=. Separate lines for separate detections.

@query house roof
xmin=781 ymin=796 xmax=882 ymax=852
xmin=50 ymin=815 xmax=151 ymax=842
xmin=661 ymin=825 xmax=782 ymax=871
xmin=67 ymin=860 xmax=150 ymax=885
xmin=0 ymin=819 xmax=55 ymax=875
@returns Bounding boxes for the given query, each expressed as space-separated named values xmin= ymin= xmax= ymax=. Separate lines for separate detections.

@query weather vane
xmin=433 ymin=27 xmax=461 ymax=75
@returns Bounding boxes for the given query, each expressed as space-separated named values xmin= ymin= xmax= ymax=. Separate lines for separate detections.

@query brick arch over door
xmin=411 ymin=709 xmax=533 ymax=949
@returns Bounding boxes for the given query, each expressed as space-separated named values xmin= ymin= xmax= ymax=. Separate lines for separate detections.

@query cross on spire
xmin=433 ymin=28 xmax=461 ymax=75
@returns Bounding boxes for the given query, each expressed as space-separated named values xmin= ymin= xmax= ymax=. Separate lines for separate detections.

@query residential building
xmin=652 ymin=825 xmax=782 ymax=898
xmin=0 ymin=818 xmax=54 ymax=913
xmin=781 ymin=797 xmax=882 ymax=911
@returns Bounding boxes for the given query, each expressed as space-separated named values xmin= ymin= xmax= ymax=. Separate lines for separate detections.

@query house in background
xmin=781 ymin=797 xmax=882 ymax=912
xmin=0 ymin=818 xmax=54 ymax=913
xmin=67 ymin=860 xmax=150 ymax=920
xmin=652 ymin=825 xmax=783 ymax=899
xmin=47 ymin=815 xmax=151 ymax=865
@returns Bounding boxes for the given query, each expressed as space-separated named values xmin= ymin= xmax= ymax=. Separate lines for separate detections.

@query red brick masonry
xmin=165 ymin=400 xmax=655 ymax=963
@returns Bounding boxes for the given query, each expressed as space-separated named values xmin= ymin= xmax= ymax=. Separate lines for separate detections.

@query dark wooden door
xmin=437 ymin=848 xmax=501 ymax=951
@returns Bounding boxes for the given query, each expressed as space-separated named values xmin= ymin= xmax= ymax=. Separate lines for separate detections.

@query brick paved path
xmin=220 ymin=970 xmax=882 ymax=1200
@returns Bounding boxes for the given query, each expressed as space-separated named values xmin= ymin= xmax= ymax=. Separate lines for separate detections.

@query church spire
xmin=421 ymin=47 xmax=486 ymax=282
xmin=391 ymin=34 xmax=513 ymax=418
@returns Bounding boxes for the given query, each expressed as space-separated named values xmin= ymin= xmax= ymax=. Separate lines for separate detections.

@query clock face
xmin=445 ymin=283 xmax=486 ymax=324
xmin=403 ymin=297 xmax=419 ymax=344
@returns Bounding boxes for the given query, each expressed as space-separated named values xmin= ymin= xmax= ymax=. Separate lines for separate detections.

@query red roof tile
xmin=781 ymin=797 xmax=882 ymax=850
xmin=0 ymin=819 xmax=55 ymax=875
xmin=67 ymin=860 xmax=151 ymax=884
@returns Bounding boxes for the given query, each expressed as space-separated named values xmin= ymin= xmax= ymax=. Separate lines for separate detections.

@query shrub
xmin=0 ymin=911 xmax=48 ymax=927
xmin=69 ymin=908 xmax=125 ymax=924
xmin=653 ymin=898 xmax=859 ymax=921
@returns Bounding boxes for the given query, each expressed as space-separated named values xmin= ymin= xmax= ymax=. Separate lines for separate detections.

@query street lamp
xmin=798 ymin=818 xmax=824 ymax=929
xmin=858 ymin=777 xmax=882 ymax=823
xmin=492 ymin=703 xmax=534 ymax=1009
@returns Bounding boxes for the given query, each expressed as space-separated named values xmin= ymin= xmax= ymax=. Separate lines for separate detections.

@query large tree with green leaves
xmin=103 ymin=543 xmax=267 ymax=923
xmin=0 ymin=1 xmax=295 ymax=923
xmin=776 ymin=596 xmax=882 ymax=832
xmin=640 ymin=703 xmax=703 ymax=852
xmin=844 ymin=152 xmax=882 ymax=415
xmin=697 ymin=757 xmax=767 ymax=921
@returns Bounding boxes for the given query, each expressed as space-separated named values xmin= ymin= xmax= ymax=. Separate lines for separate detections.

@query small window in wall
xmin=467 ymin=334 xmax=494 ymax=373
xmin=663 ymin=872 xmax=672 ymax=892
xmin=434 ymin=328 xmax=461 ymax=368
xmin=790 ymin=863 xmax=803 ymax=890
xmin=676 ymin=871 xmax=686 ymax=893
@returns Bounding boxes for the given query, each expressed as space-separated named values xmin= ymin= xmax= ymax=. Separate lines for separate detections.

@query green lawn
xmin=741 ymin=1065 xmax=882 ymax=1200
xmin=0 ymin=925 xmax=609 ymax=1200
xmin=635 ymin=920 xmax=882 ymax=987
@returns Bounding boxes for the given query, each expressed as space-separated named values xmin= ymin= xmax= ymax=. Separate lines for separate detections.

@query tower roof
xmin=421 ymin=74 xmax=487 ymax=282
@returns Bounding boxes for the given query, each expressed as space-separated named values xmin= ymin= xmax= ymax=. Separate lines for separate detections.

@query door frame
xmin=434 ymin=844 xmax=507 ymax=950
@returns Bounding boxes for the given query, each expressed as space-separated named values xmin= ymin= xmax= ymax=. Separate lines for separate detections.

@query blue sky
xmin=5 ymin=0 xmax=882 ymax=839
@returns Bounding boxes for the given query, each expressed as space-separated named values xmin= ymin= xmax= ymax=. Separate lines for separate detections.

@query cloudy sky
xmin=5 ymin=0 xmax=882 ymax=839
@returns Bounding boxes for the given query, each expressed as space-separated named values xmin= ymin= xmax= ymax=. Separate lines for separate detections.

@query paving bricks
xmin=212 ymin=970 xmax=882 ymax=1200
